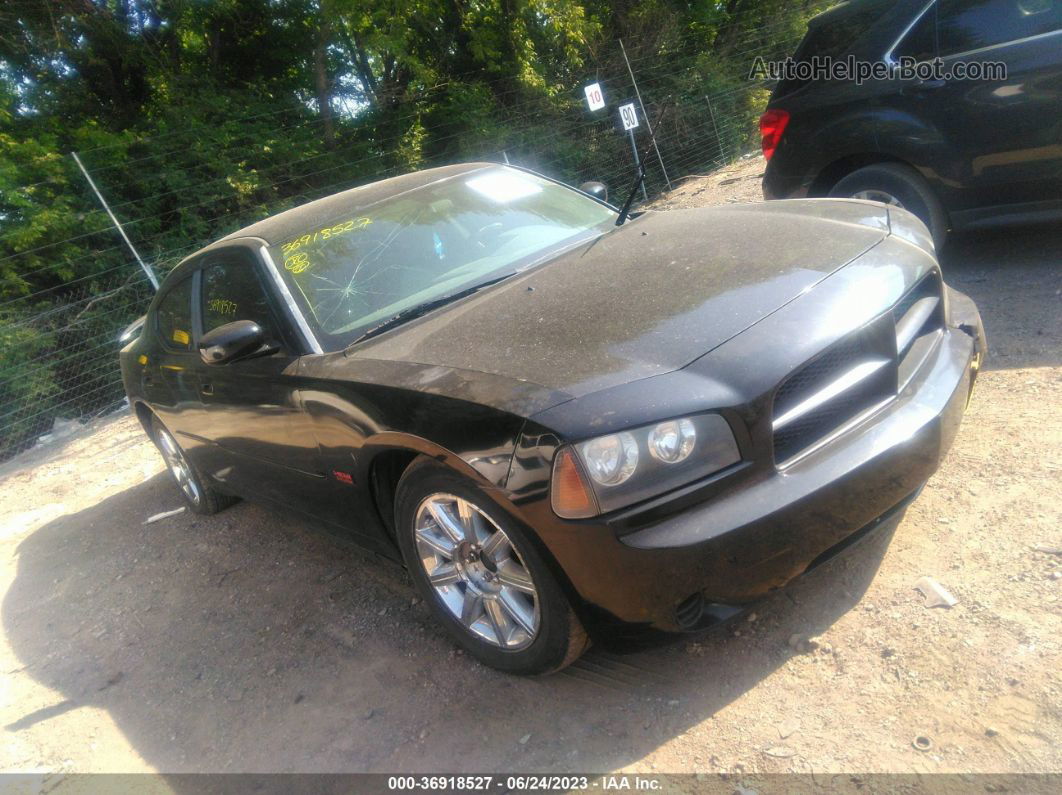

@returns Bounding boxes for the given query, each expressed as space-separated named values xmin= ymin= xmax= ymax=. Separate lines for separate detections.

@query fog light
xmin=648 ymin=419 xmax=696 ymax=464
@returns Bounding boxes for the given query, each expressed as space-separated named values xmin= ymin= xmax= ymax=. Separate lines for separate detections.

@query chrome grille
xmin=772 ymin=273 xmax=944 ymax=464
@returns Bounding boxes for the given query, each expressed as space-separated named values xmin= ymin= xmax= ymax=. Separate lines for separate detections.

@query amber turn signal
xmin=551 ymin=446 xmax=599 ymax=519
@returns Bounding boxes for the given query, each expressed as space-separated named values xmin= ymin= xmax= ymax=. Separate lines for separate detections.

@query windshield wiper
xmin=615 ymin=158 xmax=647 ymax=226
xmin=346 ymin=273 xmax=517 ymax=348
xmin=616 ymin=105 xmax=669 ymax=226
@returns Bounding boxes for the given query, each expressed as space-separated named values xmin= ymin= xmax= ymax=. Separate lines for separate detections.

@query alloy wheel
xmin=414 ymin=493 xmax=540 ymax=650
xmin=157 ymin=428 xmax=202 ymax=506
xmin=851 ymin=189 xmax=904 ymax=208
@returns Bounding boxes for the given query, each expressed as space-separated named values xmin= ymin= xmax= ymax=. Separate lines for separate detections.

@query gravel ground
xmin=1 ymin=163 xmax=1060 ymax=777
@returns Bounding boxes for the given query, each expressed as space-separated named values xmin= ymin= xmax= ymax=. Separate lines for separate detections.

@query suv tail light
xmin=759 ymin=109 xmax=790 ymax=160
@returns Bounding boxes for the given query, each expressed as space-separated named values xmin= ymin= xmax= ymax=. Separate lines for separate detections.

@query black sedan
xmin=120 ymin=163 xmax=986 ymax=674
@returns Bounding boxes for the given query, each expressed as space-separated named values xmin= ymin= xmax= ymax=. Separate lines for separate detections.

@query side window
xmin=155 ymin=276 xmax=194 ymax=351
xmin=774 ymin=0 xmax=893 ymax=95
xmin=797 ymin=0 xmax=895 ymax=59
xmin=894 ymin=5 xmax=938 ymax=61
xmin=937 ymin=0 xmax=1061 ymax=56
xmin=200 ymin=259 xmax=280 ymax=342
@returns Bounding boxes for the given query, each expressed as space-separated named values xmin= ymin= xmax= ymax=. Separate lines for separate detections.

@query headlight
xmin=647 ymin=419 xmax=696 ymax=464
xmin=551 ymin=413 xmax=741 ymax=519
xmin=580 ymin=431 xmax=639 ymax=486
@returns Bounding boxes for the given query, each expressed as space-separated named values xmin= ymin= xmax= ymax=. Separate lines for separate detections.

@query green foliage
xmin=0 ymin=0 xmax=832 ymax=458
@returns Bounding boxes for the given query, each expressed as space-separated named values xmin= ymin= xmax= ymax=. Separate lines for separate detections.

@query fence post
xmin=71 ymin=152 xmax=159 ymax=291
xmin=705 ymin=96 xmax=726 ymax=164
xmin=619 ymin=38 xmax=672 ymax=191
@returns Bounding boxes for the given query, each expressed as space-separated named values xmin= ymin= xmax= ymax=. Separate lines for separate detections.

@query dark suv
xmin=761 ymin=0 xmax=1062 ymax=248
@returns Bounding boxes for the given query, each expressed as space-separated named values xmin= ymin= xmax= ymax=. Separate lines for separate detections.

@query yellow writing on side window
xmin=281 ymin=216 xmax=373 ymax=274
xmin=172 ymin=329 xmax=190 ymax=345
xmin=208 ymin=298 xmax=238 ymax=316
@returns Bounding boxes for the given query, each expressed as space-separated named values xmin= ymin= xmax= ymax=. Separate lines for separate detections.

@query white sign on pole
xmin=584 ymin=83 xmax=605 ymax=112
xmin=619 ymin=102 xmax=639 ymax=131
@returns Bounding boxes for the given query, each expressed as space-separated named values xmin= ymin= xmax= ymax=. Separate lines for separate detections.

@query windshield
xmin=267 ymin=167 xmax=616 ymax=349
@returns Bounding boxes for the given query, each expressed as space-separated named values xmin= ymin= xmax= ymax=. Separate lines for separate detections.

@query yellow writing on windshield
xmin=281 ymin=217 xmax=372 ymax=274
xmin=284 ymin=252 xmax=310 ymax=274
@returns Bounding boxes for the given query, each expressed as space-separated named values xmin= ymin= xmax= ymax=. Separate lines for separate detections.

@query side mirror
xmin=199 ymin=320 xmax=265 ymax=365
xmin=579 ymin=181 xmax=609 ymax=203
xmin=117 ymin=314 xmax=146 ymax=345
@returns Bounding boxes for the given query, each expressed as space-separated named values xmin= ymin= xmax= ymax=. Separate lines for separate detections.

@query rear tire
xmin=829 ymin=163 xmax=949 ymax=251
xmin=395 ymin=457 xmax=588 ymax=675
xmin=150 ymin=416 xmax=237 ymax=516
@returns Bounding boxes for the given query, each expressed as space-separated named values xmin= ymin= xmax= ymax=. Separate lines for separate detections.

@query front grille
xmin=895 ymin=272 xmax=945 ymax=387
xmin=772 ymin=273 xmax=944 ymax=464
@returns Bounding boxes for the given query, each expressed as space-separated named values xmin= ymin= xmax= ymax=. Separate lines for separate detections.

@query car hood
xmin=348 ymin=199 xmax=888 ymax=400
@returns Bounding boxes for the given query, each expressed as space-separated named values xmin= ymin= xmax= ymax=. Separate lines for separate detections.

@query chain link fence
xmin=0 ymin=29 xmax=806 ymax=463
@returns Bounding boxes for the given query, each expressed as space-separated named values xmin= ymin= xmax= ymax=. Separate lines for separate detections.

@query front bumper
xmin=549 ymin=291 xmax=985 ymax=635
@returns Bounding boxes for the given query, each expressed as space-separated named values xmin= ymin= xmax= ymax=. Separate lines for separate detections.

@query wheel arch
xmin=361 ymin=432 xmax=514 ymax=543
xmin=132 ymin=399 xmax=156 ymax=438
xmin=809 ymin=152 xmax=910 ymax=197
xmin=365 ymin=436 xmax=590 ymax=628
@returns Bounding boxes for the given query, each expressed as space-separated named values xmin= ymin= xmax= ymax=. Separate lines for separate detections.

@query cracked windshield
xmin=269 ymin=167 xmax=616 ymax=348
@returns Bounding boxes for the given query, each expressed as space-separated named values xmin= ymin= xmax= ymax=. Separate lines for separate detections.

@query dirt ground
xmin=1 ymin=160 xmax=1060 ymax=777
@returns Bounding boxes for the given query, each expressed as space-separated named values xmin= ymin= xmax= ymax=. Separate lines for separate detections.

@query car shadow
xmin=4 ymin=471 xmax=896 ymax=774
xmin=940 ymin=225 xmax=1061 ymax=371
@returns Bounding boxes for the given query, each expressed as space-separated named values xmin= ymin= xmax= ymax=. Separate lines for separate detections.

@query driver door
xmin=187 ymin=248 xmax=321 ymax=506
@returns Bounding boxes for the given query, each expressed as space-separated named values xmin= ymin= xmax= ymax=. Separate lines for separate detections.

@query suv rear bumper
xmin=763 ymin=156 xmax=811 ymax=201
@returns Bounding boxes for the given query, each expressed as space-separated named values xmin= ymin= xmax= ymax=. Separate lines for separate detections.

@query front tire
xmin=395 ymin=457 xmax=588 ymax=674
xmin=829 ymin=162 xmax=949 ymax=251
xmin=151 ymin=416 xmax=236 ymax=515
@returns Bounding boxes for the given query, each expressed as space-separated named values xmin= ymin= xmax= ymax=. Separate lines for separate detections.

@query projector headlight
xmin=647 ymin=419 xmax=697 ymax=464
xmin=581 ymin=431 xmax=639 ymax=486
xmin=551 ymin=413 xmax=741 ymax=518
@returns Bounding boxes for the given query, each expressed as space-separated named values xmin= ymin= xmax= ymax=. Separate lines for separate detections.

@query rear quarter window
xmin=894 ymin=5 xmax=939 ymax=61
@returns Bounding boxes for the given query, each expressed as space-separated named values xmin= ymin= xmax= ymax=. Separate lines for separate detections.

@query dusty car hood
xmin=348 ymin=199 xmax=888 ymax=399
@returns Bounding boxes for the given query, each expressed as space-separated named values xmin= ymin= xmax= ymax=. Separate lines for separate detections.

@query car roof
xmin=807 ymin=0 xmax=922 ymax=31
xmin=215 ymin=161 xmax=495 ymax=248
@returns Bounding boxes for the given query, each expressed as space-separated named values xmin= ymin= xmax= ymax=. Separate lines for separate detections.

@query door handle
xmin=200 ymin=383 xmax=214 ymax=396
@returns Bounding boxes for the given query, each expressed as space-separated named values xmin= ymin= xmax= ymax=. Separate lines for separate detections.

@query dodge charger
xmin=120 ymin=163 xmax=986 ymax=674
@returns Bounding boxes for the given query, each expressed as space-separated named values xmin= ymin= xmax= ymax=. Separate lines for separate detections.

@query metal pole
xmin=71 ymin=151 xmax=159 ymax=291
xmin=502 ymin=150 xmax=510 ymax=164
xmin=629 ymin=129 xmax=648 ymax=202
xmin=705 ymin=96 xmax=725 ymax=163
xmin=619 ymin=38 xmax=671 ymax=190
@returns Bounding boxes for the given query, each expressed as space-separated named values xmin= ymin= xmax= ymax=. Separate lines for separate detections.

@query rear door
xmin=895 ymin=0 xmax=1062 ymax=211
